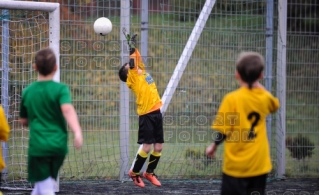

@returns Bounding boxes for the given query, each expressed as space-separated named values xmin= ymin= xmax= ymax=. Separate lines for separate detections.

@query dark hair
xmin=35 ymin=48 xmax=56 ymax=76
xmin=236 ymin=52 xmax=264 ymax=89
xmin=119 ymin=63 xmax=129 ymax=82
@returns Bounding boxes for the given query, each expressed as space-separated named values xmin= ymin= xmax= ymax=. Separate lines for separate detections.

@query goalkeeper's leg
xmin=143 ymin=143 xmax=162 ymax=187
xmin=128 ymin=145 xmax=150 ymax=188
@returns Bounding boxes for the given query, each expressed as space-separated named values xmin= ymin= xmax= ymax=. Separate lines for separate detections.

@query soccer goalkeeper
xmin=118 ymin=31 xmax=163 ymax=188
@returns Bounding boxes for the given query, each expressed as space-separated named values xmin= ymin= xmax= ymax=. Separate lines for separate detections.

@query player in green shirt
xmin=19 ymin=48 xmax=83 ymax=195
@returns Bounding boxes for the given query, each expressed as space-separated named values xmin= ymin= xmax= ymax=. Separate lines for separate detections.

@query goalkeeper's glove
xmin=126 ymin=33 xmax=137 ymax=49
xmin=123 ymin=28 xmax=137 ymax=49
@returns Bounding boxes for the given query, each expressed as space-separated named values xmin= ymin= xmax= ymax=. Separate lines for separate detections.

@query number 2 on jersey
xmin=247 ymin=112 xmax=260 ymax=139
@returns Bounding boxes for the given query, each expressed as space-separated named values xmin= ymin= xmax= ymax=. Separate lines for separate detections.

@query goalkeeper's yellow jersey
xmin=211 ymin=86 xmax=279 ymax=177
xmin=126 ymin=49 xmax=162 ymax=116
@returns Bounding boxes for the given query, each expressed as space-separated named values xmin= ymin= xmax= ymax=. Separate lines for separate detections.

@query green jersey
xmin=20 ymin=80 xmax=72 ymax=156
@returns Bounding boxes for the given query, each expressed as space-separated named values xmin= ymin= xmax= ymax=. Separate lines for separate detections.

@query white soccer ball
xmin=94 ymin=17 xmax=112 ymax=36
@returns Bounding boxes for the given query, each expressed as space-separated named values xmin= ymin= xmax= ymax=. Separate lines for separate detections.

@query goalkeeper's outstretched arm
xmin=123 ymin=30 xmax=144 ymax=70
xmin=129 ymin=48 xmax=145 ymax=71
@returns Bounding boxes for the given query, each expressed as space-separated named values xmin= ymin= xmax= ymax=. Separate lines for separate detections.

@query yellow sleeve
xmin=269 ymin=96 xmax=280 ymax=113
xmin=0 ymin=106 xmax=10 ymax=142
xmin=126 ymin=72 xmax=136 ymax=91
xmin=211 ymin=95 xmax=232 ymax=134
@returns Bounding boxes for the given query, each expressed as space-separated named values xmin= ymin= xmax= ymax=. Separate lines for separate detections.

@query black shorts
xmin=138 ymin=109 xmax=164 ymax=144
xmin=221 ymin=173 xmax=267 ymax=195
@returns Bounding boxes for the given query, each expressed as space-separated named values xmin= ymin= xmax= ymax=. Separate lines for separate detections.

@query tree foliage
xmin=170 ymin=0 xmax=206 ymax=22
xmin=171 ymin=0 xmax=319 ymax=34
xmin=287 ymin=0 xmax=319 ymax=34
xmin=184 ymin=147 xmax=215 ymax=169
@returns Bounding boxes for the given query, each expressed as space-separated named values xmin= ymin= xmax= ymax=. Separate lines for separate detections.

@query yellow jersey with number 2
xmin=211 ymin=86 xmax=279 ymax=177
xmin=126 ymin=49 xmax=162 ymax=116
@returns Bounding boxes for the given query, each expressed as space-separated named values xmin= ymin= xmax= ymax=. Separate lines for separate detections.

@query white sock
xmin=31 ymin=183 xmax=39 ymax=195
xmin=32 ymin=177 xmax=55 ymax=195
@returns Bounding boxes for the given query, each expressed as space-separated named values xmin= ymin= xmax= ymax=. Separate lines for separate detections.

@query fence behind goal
xmin=0 ymin=0 xmax=318 ymax=189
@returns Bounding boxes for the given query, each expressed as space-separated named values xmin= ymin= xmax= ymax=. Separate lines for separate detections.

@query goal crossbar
xmin=0 ymin=1 xmax=59 ymax=12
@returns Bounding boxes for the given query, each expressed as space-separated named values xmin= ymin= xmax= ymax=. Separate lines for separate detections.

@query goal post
xmin=0 ymin=1 xmax=60 ymax=81
xmin=119 ymin=0 xmax=130 ymax=181
xmin=0 ymin=0 xmax=60 ymax=191
xmin=0 ymin=0 xmax=60 ymax=80
xmin=276 ymin=0 xmax=287 ymax=179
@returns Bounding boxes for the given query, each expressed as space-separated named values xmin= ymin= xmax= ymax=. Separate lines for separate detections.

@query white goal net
xmin=0 ymin=1 xmax=59 ymax=190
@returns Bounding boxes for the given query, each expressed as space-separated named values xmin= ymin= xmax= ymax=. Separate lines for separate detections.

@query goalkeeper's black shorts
xmin=137 ymin=109 xmax=164 ymax=144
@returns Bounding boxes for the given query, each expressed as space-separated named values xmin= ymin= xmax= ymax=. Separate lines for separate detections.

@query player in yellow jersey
xmin=119 ymin=32 xmax=163 ymax=188
xmin=206 ymin=52 xmax=280 ymax=195
xmin=0 ymin=105 xmax=10 ymax=195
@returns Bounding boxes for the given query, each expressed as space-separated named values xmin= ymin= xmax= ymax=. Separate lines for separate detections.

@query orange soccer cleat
xmin=143 ymin=172 xmax=161 ymax=187
xmin=128 ymin=170 xmax=145 ymax=188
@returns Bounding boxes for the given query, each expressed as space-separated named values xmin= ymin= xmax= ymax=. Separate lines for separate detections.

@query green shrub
xmin=286 ymin=134 xmax=315 ymax=160
xmin=184 ymin=147 xmax=215 ymax=169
